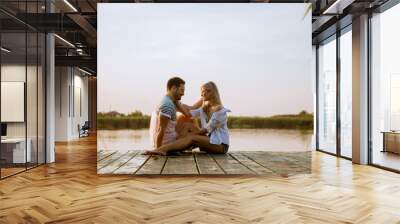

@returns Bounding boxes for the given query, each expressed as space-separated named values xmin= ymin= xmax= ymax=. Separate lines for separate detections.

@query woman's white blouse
xmin=190 ymin=107 xmax=231 ymax=145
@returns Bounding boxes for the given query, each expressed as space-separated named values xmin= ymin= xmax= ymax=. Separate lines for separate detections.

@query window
xmin=339 ymin=28 xmax=352 ymax=158
xmin=317 ymin=36 xmax=337 ymax=154
xmin=371 ymin=2 xmax=400 ymax=171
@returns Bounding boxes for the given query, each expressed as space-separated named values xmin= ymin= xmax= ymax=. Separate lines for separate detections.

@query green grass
xmin=98 ymin=116 xmax=151 ymax=130
xmin=228 ymin=115 xmax=313 ymax=130
xmin=97 ymin=110 xmax=313 ymax=130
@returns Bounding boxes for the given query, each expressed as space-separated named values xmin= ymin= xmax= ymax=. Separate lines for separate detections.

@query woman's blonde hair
xmin=202 ymin=82 xmax=222 ymax=114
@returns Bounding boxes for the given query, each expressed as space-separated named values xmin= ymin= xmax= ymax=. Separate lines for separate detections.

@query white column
xmin=45 ymin=0 xmax=56 ymax=163
xmin=46 ymin=33 xmax=55 ymax=163
xmin=352 ymin=14 xmax=369 ymax=164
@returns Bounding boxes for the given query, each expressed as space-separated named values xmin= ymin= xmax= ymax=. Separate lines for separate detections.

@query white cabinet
xmin=1 ymin=138 xmax=32 ymax=163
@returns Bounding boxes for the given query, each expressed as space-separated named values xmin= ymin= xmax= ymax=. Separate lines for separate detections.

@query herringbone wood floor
xmin=1 ymin=135 xmax=400 ymax=223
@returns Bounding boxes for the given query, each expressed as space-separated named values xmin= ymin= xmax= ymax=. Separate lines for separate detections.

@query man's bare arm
xmin=176 ymin=101 xmax=191 ymax=117
xmin=155 ymin=115 xmax=169 ymax=148
xmin=190 ymin=98 xmax=203 ymax=109
xmin=176 ymin=98 xmax=203 ymax=117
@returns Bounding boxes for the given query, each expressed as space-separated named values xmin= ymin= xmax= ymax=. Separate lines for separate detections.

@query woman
xmin=144 ymin=81 xmax=231 ymax=156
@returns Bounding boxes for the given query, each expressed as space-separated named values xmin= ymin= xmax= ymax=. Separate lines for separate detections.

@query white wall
xmin=1 ymin=63 xmax=46 ymax=163
xmin=1 ymin=65 xmax=26 ymax=139
xmin=1 ymin=65 xmax=39 ymax=138
xmin=55 ymin=66 xmax=69 ymax=141
xmin=55 ymin=67 xmax=89 ymax=141
xmin=72 ymin=73 xmax=89 ymax=138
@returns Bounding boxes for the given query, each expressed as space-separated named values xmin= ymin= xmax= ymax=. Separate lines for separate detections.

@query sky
xmin=98 ymin=3 xmax=313 ymax=116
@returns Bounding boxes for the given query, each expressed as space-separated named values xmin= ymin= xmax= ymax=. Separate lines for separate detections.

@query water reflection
xmin=98 ymin=129 xmax=313 ymax=152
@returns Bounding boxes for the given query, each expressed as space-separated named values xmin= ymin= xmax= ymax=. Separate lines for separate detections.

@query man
xmin=151 ymin=77 xmax=186 ymax=148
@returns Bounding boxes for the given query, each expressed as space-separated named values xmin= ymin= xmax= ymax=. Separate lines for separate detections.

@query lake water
xmin=98 ymin=129 xmax=314 ymax=152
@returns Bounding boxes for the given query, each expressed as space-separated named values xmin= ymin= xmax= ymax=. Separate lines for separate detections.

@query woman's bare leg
xmin=192 ymin=135 xmax=226 ymax=154
xmin=144 ymin=135 xmax=195 ymax=156
xmin=144 ymin=135 xmax=226 ymax=155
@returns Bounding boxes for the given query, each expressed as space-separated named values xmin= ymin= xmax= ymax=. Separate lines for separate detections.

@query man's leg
xmin=144 ymin=135 xmax=196 ymax=156
xmin=176 ymin=115 xmax=200 ymax=139
xmin=177 ymin=122 xmax=200 ymax=139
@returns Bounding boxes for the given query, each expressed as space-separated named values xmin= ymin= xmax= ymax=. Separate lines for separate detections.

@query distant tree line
xmin=97 ymin=110 xmax=313 ymax=130
xmin=98 ymin=110 xmax=151 ymax=130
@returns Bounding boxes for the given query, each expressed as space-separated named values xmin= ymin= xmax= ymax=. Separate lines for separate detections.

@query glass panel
xmin=0 ymin=1 xmax=46 ymax=178
xmin=0 ymin=1 xmax=28 ymax=33
xmin=38 ymin=32 xmax=45 ymax=165
xmin=0 ymin=1 xmax=27 ymax=14
xmin=1 ymin=31 xmax=27 ymax=177
xmin=390 ymin=75 xmax=400 ymax=130
xmin=27 ymin=31 xmax=38 ymax=169
xmin=318 ymin=37 xmax=337 ymax=154
xmin=340 ymin=29 xmax=352 ymax=158
xmin=26 ymin=0 xmax=38 ymax=169
xmin=371 ymin=3 xmax=400 ymax=171
xmin=312 ymin=45 xmax=317 ymax=150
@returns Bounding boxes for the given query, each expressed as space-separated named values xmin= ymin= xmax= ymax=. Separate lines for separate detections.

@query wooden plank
xmin=114 ymin=152 xmax=149 ymax=174
xmin=98 ymin=151 xmax=139 ymax=174
xmin=135 ymin=155 xmax=167 ymax=175
xmin=256 ymin=151 xmax=311 ymax=171
xmin=97 ymin=151 xmax=126 ymax=171
xmin=97 ymin=151 xmax=310 ymax=176
xmin=96 ymin=150 xmax=103 ymax=161
xmin=162 ymin=155 xmax=198 ymax=175
xmin=279 ymin=152 xmax=312 ymax=169
xmin=194 ymin=153 xmax=224 ymax=175
xmin=242 ymin=152 xmax=310 ymax=175
xmin=251 ymin=152 xmax=291 ymax=162
xmin=286 ymin=151 xmax=312 ymax=161
xmin=230 ymin=152 xmax=274 ymax=175
xmin=211 ymin=154 xmax=254 ymax=175
xmin=97 ymin=150 xmax=116 ymax=162
xmin=242 ymin=152 xmax=288 ymax=164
